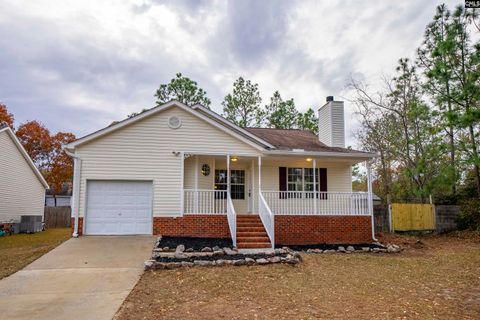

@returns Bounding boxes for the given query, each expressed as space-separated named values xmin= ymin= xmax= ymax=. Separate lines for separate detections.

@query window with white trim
xmin=287 ymin=168 xmax=320 ymax=197
xmin=214 ymin=169 xmax=245 ymax=200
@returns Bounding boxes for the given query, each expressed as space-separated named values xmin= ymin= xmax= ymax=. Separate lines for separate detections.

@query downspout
xmin=65 ymin=149 xmax=81 ymax=238
xmin=366 ymin=160 xmax=378 ymax=242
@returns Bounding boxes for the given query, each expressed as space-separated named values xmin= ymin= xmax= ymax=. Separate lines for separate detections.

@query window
xmin=287 ymin=168 xmax=319 ymax=192
xmin=201 ymin=164 xmax=210 ymax=176
xmin=282 ymin=167 xmax=325 ymax=198
xmin=304 ymin=168 xmax=320 ymax=193
xmin=215 ymin=170 xmax=245 ymax=200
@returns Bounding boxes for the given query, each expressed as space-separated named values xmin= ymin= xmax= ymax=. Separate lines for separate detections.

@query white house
xmin=65 ymin=97 xmax=377 ymax=248
xmin=0 ymin=125 xmax=49 ymax=223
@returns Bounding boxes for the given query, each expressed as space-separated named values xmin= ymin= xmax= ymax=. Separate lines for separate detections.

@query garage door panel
xmin=86 ymin=181 xmax=152 ymax=235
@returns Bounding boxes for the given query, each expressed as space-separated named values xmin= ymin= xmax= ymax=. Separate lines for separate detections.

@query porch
xmin=179 ymin=153 xmax=375 ymax=249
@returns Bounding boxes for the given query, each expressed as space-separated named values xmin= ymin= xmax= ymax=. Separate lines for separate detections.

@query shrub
xmin=456 ymin=199 xmax=480 ymax=231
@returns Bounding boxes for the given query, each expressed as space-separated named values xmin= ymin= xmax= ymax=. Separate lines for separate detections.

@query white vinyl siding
xmin=317 ymin=101 xmax=345 ymax=148
xmin=317 ymin=104 xmax=331 ymax=146
xmin=0 ymin=131 xmax=45 ymax=222
xmin=331 ymin=102 xmax=345 ymax=148
xmin=76 ymin=106 xmax=261 ymax=217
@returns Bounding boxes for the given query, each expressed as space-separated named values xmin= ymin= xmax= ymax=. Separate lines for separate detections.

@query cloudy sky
xmin=0 ymin=0 xmax=460 ymax=146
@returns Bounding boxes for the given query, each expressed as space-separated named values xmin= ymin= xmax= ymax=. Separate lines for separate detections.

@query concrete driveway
xmin=0 ymin=236 xmax=155 ymax=320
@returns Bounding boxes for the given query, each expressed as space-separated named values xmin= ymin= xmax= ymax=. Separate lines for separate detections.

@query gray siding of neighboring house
xmin=0 ymin=130 xmax=46 ymax=222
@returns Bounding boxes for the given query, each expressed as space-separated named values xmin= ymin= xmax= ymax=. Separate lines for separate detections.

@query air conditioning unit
xmin=20 ymin=216 xmax=43 ymax=233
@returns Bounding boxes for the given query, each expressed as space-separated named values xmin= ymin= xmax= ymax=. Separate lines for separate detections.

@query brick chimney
xmin=317 ymin=96 xmax=345 ymax=148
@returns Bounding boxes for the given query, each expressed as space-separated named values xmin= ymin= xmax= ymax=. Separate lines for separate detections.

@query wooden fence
xmin=391 ymin=203 xmax=435 ymax=231
xmin=44 ymin=207 xmax=71 ymax=228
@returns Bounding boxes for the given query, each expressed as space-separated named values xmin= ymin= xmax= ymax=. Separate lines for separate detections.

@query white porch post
xmin=366 ymin=160 xmax=377 ymax=240
xmin=71 ymin=156 xmax=81 ymax=237
xmin=258 ymin=156 xmax=262 ymax=210
xmin=251 ymin=159 xmax=255 ymax=212
xmin=194 ymin=155 xmax=199 ymax=213
xmin=227 ymin=155 xmax=231 ymax=196
xmin=313 ymin=159 xmax=317 ymax=214
xmin=181 ymin=152 xmax=185 ymax=215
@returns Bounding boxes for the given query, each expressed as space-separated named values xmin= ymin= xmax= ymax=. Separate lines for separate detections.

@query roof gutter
xmin=64 ymin=148 xmax=81 ymax=238
xmin=263 ymin=149 xmax=378 ymax=159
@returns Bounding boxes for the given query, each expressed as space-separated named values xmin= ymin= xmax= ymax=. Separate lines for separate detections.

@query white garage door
xmin=85 ymin=181 xmax=152 ymax=235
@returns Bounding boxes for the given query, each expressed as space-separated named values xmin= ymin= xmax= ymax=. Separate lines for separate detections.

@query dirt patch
xmin=116 ymin=233 xmax=480 ymax=320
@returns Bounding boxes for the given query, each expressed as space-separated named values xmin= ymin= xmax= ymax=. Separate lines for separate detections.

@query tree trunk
xmin=468 ymin=123 xmax=480 ymax=198
xmin=445 ymin=81 xmax=456 ymax=196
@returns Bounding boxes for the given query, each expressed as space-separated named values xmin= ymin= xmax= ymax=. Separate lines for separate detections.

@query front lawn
xmin=115 ymin=233 xmax=480 ymax=319
xmin=0 ymin=228 xmax=71 ymax=279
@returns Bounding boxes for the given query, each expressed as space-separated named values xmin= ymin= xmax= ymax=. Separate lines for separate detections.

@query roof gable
xmin=66 ymin=101 xmax=268 ymax=151
xmin=0 ymin=126 xmax=49 ymax=188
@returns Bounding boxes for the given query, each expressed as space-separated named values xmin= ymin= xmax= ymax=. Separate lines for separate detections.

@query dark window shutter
xmin=279 ymin=167 xmax=287 ymax=199
xmin=319 ymin=168 xmax=327 ymax=199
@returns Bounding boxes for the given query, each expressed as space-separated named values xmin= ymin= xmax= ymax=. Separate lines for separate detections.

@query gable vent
xmin=168 ymin=116 xmax=182 ymax=129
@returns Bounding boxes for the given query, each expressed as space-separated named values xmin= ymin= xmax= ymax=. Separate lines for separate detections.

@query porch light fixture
xmin=231 ymin=156 xmax=238 ymax=162
xmin=306 ymin=158 xmax=313 ymax=162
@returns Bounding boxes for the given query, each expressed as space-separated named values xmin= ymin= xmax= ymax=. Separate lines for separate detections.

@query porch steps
xmin=236 ymin=215 xmax=271 ymax=249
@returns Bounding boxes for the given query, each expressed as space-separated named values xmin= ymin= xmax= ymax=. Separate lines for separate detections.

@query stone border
xmin=304 ymin=243 xmax=402 ymax=254
xmin=145 ymin=237 xmax=302 ymax=270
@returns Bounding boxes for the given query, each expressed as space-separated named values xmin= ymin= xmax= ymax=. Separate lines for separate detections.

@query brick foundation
xmin=275 ymin=215 xmax=372 ymax=245
xmin=73 ymin=215 xmax=371 ymax=244
xmin=70 ymin=217 xmax=84 ymax=236
xmin=153 ymin=215 xmax=230 ymax=238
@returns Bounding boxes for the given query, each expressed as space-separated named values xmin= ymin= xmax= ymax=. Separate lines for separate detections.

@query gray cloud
xmin=0 ymin=0 xmax=461 ymax=142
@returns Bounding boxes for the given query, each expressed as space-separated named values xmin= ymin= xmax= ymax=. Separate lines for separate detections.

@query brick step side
xmin=237 ymin=242 xmax=271 ymax=249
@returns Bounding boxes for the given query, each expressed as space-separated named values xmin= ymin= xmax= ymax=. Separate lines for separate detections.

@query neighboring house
xmin=45 ymin=184 xmax=72 ymax=207
xmin=45 ymin=195 xmax=71 ymax=207
xmin=65 ymin=97 xmax=377 ymax=248
xmin=0 ymin=125 xmax=49 ymax=223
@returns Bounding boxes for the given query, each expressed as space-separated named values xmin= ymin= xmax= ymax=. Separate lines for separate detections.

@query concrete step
xmin=237 ymin=242 xmax=271 ymax=249
xmin=237 ymin=236 xmax=270 ymax=243
xmin=237 ymin=226 xmax=266 ymax=232
xmin=237 ymin=219 xmax=262 ymax=223
xmin=237 ymin=222 xmax=264 ymax=227
xmin=237 ymin=231 xmax=268 ymax=237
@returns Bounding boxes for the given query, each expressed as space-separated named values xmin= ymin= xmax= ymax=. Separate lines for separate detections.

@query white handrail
xmin=227 ymin=193 xmax=236 ymax=247
xmin=184 ymin=190 xmax=227 ymax=214
xmin=261 ymin=191 xmax=369 ymax=216
xmin=259 ymin=193 xmax=275 ymax=248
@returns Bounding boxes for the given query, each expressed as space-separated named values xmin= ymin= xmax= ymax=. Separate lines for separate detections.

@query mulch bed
xmin=156 ymin=236 xmax=232 ymax=251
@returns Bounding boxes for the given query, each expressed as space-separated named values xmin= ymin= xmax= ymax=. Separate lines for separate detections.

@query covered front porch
xmin=180 ymin=152 xmax=375 ymax=249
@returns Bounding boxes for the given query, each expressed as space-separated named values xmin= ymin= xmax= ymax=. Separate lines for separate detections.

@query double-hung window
xmin=281 ymin=167 xmax=326 ymax=198
xmin=215 ymin=169 xmax=245 ymax=200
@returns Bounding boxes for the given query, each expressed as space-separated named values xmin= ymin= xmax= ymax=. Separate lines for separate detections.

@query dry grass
xmin=116 ymin=233 xmax=480 ymax=320
xmin=0 ymin=228 xmax=71 ymax=279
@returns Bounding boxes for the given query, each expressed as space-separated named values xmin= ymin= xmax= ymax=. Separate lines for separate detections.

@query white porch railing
xmin=184 ymin=189 xmax=227 ymax=214
xmin=261 ymin=191 xmax=370 ymax=215
xmin=259 ymin=193 xmax=275 ymax=248
xmin=227 ymin=193 xmax=236 ymax=247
